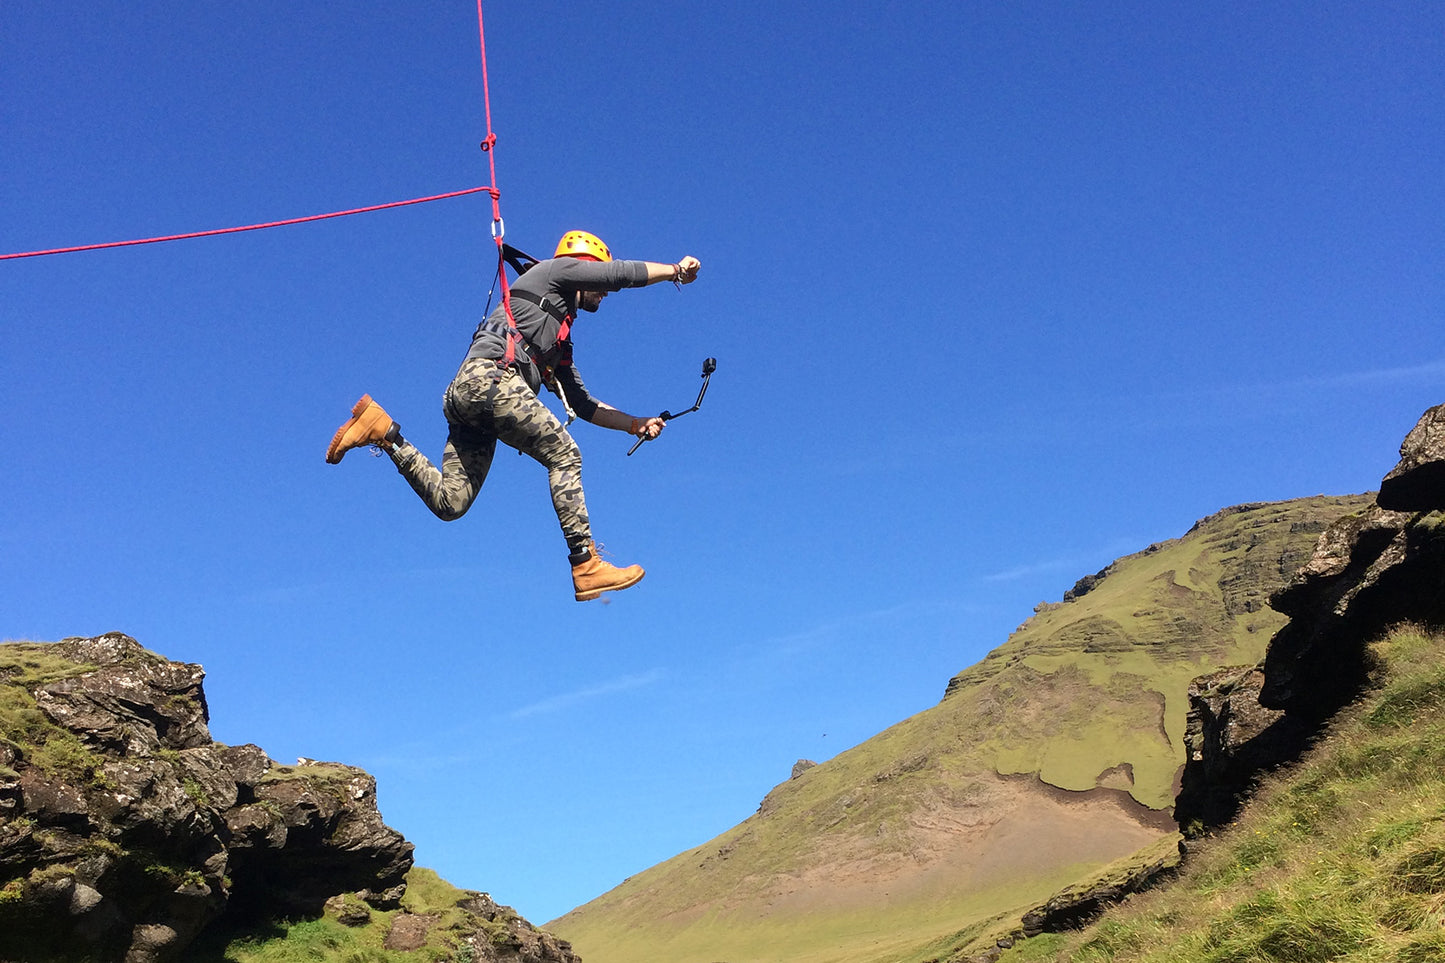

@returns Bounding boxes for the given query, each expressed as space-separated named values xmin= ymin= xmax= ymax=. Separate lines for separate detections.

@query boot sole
xmin=575 ymin=569 xmax=645 ymax=602
xmin=326 ymin=395 xmax=379 ymax=464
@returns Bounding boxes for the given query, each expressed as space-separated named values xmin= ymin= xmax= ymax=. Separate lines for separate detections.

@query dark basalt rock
xmin=1178 ymin=403 xmax=1445 ymax=834
xmin=1019 ymin=850 xmax=1179 ymax=936
xmin=1379 ymin=403 xmax=1445 ymax=511
xmin=1260 ymin=505 xmax=1445 ymax=719
xmin=1173 ymin=667 xmax=1315 ymax=830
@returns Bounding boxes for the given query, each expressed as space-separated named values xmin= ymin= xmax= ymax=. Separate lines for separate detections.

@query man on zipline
xmin=326 ymin=230 xmax=701 ymax=601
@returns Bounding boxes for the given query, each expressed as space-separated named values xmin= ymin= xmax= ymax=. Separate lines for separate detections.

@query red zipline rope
xmin=2 ymin=2 xmax=510 ymax=267
xmin=474 ymin=0 xmax=522 ymax=367
xmin=476 ymin=0 xmax=501 ymax=220
xmin=0 ymin=186 xmax=495 ymax=262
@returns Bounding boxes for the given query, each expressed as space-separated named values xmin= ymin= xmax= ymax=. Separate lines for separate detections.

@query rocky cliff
xmin=928 ymin=405 xmax=1445 ymax=961
xmin=0 ymin=633 xmax=577 ymax=963
xmin=1177 ymin=403 xmax=1445 ymax=830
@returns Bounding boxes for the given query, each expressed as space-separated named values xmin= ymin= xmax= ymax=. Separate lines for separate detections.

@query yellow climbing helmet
xmin=554 ymin=230 xmax=612 ymax=262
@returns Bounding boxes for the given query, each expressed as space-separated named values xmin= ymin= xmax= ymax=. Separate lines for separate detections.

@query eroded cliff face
xmin=0 ymin=633 xmax=576 ymax=963
xmin=1177 ymin=404 xmax=1445 ymax=830
xmin=0 ymin=633 xmax=412 ymax=961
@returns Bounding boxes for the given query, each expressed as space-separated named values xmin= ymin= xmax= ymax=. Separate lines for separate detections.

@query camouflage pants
xmin=389 ymin=358 xmax=591 ymax=553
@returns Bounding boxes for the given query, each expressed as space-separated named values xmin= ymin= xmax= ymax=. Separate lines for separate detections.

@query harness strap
xmin=484 ymin=289 xmax=576 ymax=373
xmin=509 ymin=289 xmax=573 ymax=335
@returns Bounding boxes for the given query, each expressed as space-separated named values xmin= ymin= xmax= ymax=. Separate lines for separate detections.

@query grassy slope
xmin=994 ymin=624 xmax=1445 ymax=963
xmin=550 ymin=495 xmax=1373 ymax=963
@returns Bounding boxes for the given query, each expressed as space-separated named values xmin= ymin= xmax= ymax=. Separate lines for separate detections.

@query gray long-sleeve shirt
xmin=462 ymin=257 xmax=650 ymax=420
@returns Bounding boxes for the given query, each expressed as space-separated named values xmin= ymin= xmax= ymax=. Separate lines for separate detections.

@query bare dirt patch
xmin=747 ymin=773 xmax=1172 ymax=916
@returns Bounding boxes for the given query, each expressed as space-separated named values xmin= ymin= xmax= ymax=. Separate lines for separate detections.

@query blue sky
xmin=2 ymin=1 xmax=1441 ymax=925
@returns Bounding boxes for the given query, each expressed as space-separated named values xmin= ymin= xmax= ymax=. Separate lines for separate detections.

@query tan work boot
xmin=326 ymin=394 xmax=396 ymax=464
xmin=571 ymin=542 xmax=645 ymax=601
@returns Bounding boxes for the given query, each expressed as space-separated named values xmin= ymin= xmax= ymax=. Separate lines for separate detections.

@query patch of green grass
xmin=217 ymin=916 xmax=383 ymax=962
xmin=1006 ymin=933 xmax=1071 ymax=960
xmin=139 ymin=861 xmax=208 ymax=890
xmin=0 ymin=648 xmax=110 ymax=789
xmin=1367 ymin=675 xmax=1445 ymax=729
xmin=182 ymin=775 xmax=211 ymax=808
xmin=1395 ymin=936 xmax=1445 ymax=963
xmin=1390 ymin=848 xmax=1445 ymax=896
xmin=192 ymin=867 xmax=493 ymax=962
xmin=258 ymin=763 xmax=360 ymax=806
xmin=1364 ymin=816 xmax=1426 ymax=857
xmin=30 ymin=732 xmax=112 ymax=789
xmin=0 ymin=642 xmax=97 ymax=688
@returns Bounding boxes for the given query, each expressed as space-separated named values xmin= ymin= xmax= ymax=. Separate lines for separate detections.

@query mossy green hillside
xmin=552 ymin=495 xmax=1368 ymax=963
xmin=990 ymin=624 xmax=1445 ymax=963
xmin=949 ymin=495 xmax=1371 ymax=809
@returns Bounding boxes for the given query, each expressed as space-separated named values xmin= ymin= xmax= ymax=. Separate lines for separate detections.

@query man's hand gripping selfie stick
xmin=628 ymin=358 xmax=717 ymax=456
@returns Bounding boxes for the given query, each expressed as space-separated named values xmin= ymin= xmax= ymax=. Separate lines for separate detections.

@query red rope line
xmin=4 ymin=5 xmax=513 ymax=274
xmin=475 ymin=0 xmax=521 ymax=368
xmin=0 ymin=186 xmax=495 ymax=261
xmin=476 ymin=0 xmax=500 ymax=218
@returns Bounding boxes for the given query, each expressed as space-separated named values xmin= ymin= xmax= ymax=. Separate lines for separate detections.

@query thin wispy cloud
xmin=744 ymin=598 xmax=983 ymax=661
xmin=508 ymin=669 xmax=665 ymax=720
xmin=982 ymin=558 xmax=1079 ymax=583
xmin=1280 ymin=358 xmax=1445 ymax=391
xmin=982 ymin=537 xmax=1149 ymax=586
xmin=237 ymin=565 xmax=491 ymax=607
xmin=1030 ymin=357 xmax=1445 ymax=447
xmin=1145 ymin=358 xmax=1445 ymax=411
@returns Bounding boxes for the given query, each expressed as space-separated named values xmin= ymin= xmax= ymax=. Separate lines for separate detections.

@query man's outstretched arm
xmin=639 ymin=255 xmax=701 ymax=285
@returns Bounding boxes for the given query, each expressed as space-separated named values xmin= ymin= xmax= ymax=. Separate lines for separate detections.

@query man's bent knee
xmin=427 ymin=496 xmax=473 ymax=522
xmin=535 ymin=436 xmax=582 ymax=474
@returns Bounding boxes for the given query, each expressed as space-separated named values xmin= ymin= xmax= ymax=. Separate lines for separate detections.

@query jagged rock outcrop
xmin=1018 ymin=846 xmax=1181 ymax=937
xmin=0 ymin=633 xmax=412 ymax=962
xmin=1061 ymin=562 xmax=1116 ymax=602
xmin=1379 ymin=403 xmax=1445 ymax=511
xmin=442 ymin=891 xmax=583 ymax=963
xmin=1177 ymin=404 xmax=1445 ymax=830
xmin=1174 ymin=667 xmax=1315 ymax=829
xmin=354 ymin=885 xmax=580 ymax=963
